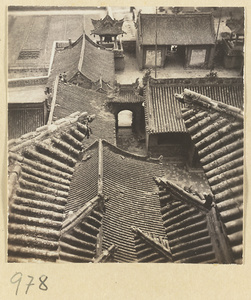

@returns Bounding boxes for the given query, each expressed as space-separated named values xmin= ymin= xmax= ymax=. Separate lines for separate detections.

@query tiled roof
xmin=9 ymin=86 xmax=242 ymax=263
xmin=8 ymin=111 xmax=165 ymax=263
xmin=139 ymin=13 xmax=215 ymax=45
xmin=101 ymin=141 xmax=166 ymax=262
xmin=115 ymin=90 xmax=143 ymax=103
xmin=131 ymin=226 xmax=173 ymax=263
xmin=91 ymin=14 xmax=125 ymax=36
xmin=8 ymin=14 xmax=85 ymax=72
xmin=48 ymin=34 xmax=115 ymax=87
xmin=155 ymin=179 xmax=215 ymax=263
xmin=176 ymin=89 xmax=244 ymax=263
xmin=80 ymin=35 xmax=115 ymax=84
xmin=8 ymin=112 xmax=95 ymax=262
xmin=63 ymin=138 xmax=167 ymax=262
xmin=58 ymin=201 xmax=104 ymax=263
xmin=144 ymin=82 xmax=186 ymax=133
xmin=107 ymin=84 xmax=143 ymax=103
xmin=53 ymin=82 xmax=115 ymax=145
xmin=54 ymin=137 xmax=225 ymax=263
xmin=48 ymin=35 xmax=83 ymax=86
xmin=64 ymin=142 xmax=99 ymax=214
xmin=8 ymin=119 xmax=236 ymax=263
xmin=144 ymin=78 xmax=244 ymax=134
xmin=111 ymin=91 xmax=143 ymax=103
xmin=154 ymin=178 xmax=234 ymax=264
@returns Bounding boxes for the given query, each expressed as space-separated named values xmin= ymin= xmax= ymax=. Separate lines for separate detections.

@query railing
xmin=97 ymin=37 xmax=124 ymax=51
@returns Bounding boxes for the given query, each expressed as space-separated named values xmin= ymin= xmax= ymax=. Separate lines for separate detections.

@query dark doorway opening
xmin=165 ymin=45 xmax=185 ymax=68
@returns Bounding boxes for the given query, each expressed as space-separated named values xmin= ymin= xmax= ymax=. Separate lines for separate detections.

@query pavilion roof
xmin=91 ymin=14 xmax=125 ymax=36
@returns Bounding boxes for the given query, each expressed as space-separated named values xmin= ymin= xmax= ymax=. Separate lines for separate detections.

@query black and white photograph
xmin=7 ymin=6 xmax=244 ymax=265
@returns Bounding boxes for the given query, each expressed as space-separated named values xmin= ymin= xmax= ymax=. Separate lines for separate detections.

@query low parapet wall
xmin=8 ymin=76 xmax=48 ymax=88
xmin=148 ymin=76 xmax=243 ymax=86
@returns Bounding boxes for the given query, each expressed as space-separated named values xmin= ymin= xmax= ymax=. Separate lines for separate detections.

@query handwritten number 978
xmin=10 ymin=272 xmax=48 ymax=295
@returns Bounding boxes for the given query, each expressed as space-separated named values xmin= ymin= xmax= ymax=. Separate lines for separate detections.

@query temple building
xmin=136 ymin=12 xmax=216 ymax=70
xmin=7 ymin=7 xmax=244 ymax=265
xmin=91 ymin=14 xmax=125 ymax=48
xmin=7 ymin=87 xmax=243 ymax=263
xmin=8 ymin=34 xmax=115 ymax=140
xmin=91 ymin=14 xmax=126 ymax=71
xmin=143 ymin=76 xmax=243 ymax=166
xmin=8 ymin=85 xmax=49 ymax=139
xmin=48 ymin=34 xmax=115 ymax=91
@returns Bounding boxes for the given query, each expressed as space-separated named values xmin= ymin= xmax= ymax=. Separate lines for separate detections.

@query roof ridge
xmin=154 ymin=177 xmax=210 ymax=212
xmin=61 ymin=195 xmax=102 ymax=234
xmin=62 ymin=34 xmax=84 ymax=50
xmin=141 ymin=12 xmax=213 ymax=17
xmin=102 ymin=139 xmax=160 ymax=163
xmin=131 ymin=226 xmax=173 ymax=262
xmin=47 ymin=75 xmax=59 ymax=125
xmin=78 ymin=34 xmax=85 ymax=72
xmin=8 ymin=111 xmax=88 ymax=152
xmin=148 ymin=77 xmax=243 ymax=86
xmin=176 ymin=89 xmax=244 ymax=121
xmin=76 ymin=34 xmax=114 ymax=85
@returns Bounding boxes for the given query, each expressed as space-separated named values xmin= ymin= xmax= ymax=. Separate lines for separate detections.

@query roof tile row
xmin=178 ymin=89 xmax=244 ymax=263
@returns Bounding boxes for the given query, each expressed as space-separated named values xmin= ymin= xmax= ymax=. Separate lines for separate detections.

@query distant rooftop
xmin=91 ymin=14 xmax=125 ymax=36
xmin=138 ymin=12 xmax=216 ymax=45
xmin=48 ymin=34 xmax=115 ymax=87
xmin=8 ymin=14 xmax=85 ymax=72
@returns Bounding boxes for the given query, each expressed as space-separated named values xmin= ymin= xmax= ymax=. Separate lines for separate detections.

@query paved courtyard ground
xmin=116 ymin=127 xmax=211 ymax=196
xmin=116 ymin=51 xmax=242 ymax=84
xmin=117 ymin=127 xmax=146 ymax=156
